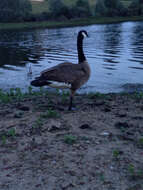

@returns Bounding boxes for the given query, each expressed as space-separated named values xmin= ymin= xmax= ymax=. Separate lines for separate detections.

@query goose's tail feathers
xmin=31 ymin=77 xmax=51 ymax=87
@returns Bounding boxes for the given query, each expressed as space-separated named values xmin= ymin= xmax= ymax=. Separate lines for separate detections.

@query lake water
xmin=1 ymin=21 xmax=143 ymax=93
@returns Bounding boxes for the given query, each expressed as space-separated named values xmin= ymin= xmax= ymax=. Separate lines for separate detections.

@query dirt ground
xmin=0 ymin=92 xmax=143 ymax=190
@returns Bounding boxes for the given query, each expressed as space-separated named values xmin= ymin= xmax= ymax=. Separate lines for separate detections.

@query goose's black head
xmin=78 ymin=30 xmax=88 ymax=40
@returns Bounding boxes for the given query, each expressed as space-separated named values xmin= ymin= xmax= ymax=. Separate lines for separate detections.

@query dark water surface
xmin=1 ymin=21 xmax=143 ymax=93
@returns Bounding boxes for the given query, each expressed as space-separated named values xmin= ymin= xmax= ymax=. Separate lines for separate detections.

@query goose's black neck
xmin=77 ymin=34 xmax=86 ymax=63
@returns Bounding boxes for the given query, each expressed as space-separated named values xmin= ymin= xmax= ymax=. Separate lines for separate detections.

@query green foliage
xmin=40 ymin=109 xmax=60 ymax=118
xmin=128 ymin=163 xmax=143 ymax=179
xmin=1 ymin=128 xmax=16 ymax=145
xmin=95 ymin=0 xmax=107 ymax=16
xmin=0 ymin=89 xmax=11 ymax=103
xmin=2 ymin=135 xmax=7 ymax=145
xmin=0 ymin=0 xmax=32 ymax=22
xmin=61 ymin=91 xmax=69 ymax=104
xmin=95 ymin=0 xmax=127 ymax=16
xmin=129 ymin=0 xmax=143 ymax=15
xmin=72 ymin=0 xmax=92 ymax=17
xmin=48 ymin=0 xmax=91 ymax=19
xmin=7 ymin=128 xmax=16 ymax=138
xmin=48 ymin=0 xmax=69 ymax=18
xmin=128 ymin=164 xmax=135 ymax=175
xmin=64 ymin=135 xmax=77 ymax=145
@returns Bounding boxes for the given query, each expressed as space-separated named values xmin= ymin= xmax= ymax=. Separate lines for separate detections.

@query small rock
xmin=110 ymin=166 xmax=114 ymax=170
xmin=100 ymin=132 xmax=110 ymax=136
xmin=48 ymin=120 xmax=61 ymax=132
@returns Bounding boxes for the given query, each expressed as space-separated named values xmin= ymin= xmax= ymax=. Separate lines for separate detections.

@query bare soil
xmin=0 ymin=92 xmax=143 ymax=190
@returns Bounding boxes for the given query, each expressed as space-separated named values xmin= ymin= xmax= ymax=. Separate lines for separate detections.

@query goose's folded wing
xmin=41 ymin=62 xmax=85 ymax=83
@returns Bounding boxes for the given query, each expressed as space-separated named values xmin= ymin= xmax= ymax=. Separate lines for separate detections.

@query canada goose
xmin=31 ymin=30 xmax=90 ymax=110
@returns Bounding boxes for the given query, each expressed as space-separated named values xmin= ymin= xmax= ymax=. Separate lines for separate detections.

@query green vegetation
xmin=1 ymin=87 xmax=143 ymax=105
xmin=40 ymin=109 xmax=60 ymax=118
xmin=61 ymin=91 xmax=69 ymax=104
xmin=0 ymin=15 xmax=143 ymax=30
xmin=95 ymin=0 xmax=127 ymax=16
xmin=128 ymin=164 xmax=143 ymax=179
xmin=113 ymin=149 xmax=120 ymax=159
xmin=0 ymin=128 xmax=16 ymax=145
xmin=0 ymin=0 xmax=32 ymax=22
xmin=0 ymin=0 xmax=143 ymax=30
xmin=31 ymin=0 xmax=49 ymax=15
xmin=137 ymin=137 xmax=143 ymax=148
xmin=64 ymin=135 xmax=77 ymax=145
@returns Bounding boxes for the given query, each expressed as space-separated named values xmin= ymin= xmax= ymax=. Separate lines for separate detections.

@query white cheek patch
xmin=82 ymin=32 xmax=87 ymax=38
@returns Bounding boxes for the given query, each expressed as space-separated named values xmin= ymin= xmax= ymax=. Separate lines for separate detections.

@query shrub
xmin=128 ymin=0 xmax=143 ymax=15
xmin=48 ymin=0 xmax=69 ymax=18
xmin=49 ymin=0 xmax=92 ymax=19
xmin=0 ymin=0 xmax=32 ymax=22
xmin=69 ymin=0 xmax=92 ymax=18
xmin=95 ymin=0 xmax=127 ymax=17
xmin=95 ymin=0 xmax=107 ymax=16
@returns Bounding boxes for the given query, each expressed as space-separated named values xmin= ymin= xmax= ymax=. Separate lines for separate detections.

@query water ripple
xmin=0 ymin=22 xmax=143 ymax=93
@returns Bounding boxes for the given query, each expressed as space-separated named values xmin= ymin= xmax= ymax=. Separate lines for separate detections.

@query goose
xmin=31 ymin=30 xmax=90 ymax=110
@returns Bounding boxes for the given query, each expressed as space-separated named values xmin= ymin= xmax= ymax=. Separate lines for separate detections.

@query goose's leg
xmin=68 ymin=90 xmax=75 ymax=111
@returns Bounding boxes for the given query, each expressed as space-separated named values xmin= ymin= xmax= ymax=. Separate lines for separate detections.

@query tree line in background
xmin=0 ymin=0 xmax=32 ymax=22
xmin=0 ymin=0 xmax=143 ymax=23
xmin=95 ymin=0 xmax=143 ymax=17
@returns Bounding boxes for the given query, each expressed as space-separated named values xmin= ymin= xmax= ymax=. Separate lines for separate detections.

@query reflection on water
xmin=1 ymin=21 xmax=143 ymax=93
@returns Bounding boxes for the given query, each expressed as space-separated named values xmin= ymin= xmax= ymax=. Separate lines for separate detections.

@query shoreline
xmin=0 ymin=89 xmax=143 ymax=189
xmin=0 ymin=16 xmax=143 ymax=30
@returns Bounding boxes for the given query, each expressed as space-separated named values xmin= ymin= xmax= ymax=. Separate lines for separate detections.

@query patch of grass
xmin=61 ymin=91 xmax=69 ymax=104
xmin=1 ymin=16 xmax=143 ymax=30
xmin=40 ymin=109 xmax=60 ymax=119
xmin=128 ymin=164 xmax=135 ymax=176
xmin=99 ymin=172 xmax=105 ymax=182
xmin=0 ymin=88 xmax=26 ymax=103
xmin=32 ymin=117 xmax=43 ymax=130
xmin=0 ymin=128 xmax=16 ymax=145
xmin=7 ymin=128 xmax=16 ymax=138
xmin=0 ymin=89 xmax=11 ymax=103
xmin=28 ymin=86 xmax=33 ymax=95
xmin=138 ymin=137 xmax=143 ymax=145
xmin=113 ymin=149 xmax=120 ymax=160
xmin=137 ymin=137 xmax=143 ymax=148
xmin=128 ymin=164 xmax=143 ymax=179
xmin=133 ymin=91 xmax=143 ymax=100
xmin=55 ymin=89 xmax=60 ymax=96
xmin=64 ymin=135 xmax=77 ymax=145
xmin=34 ymin=118 xmax=43 ymax=128
xmin=87 ymin=92 xmax=109 ymax=100
xmin=1 ymin=135 xmax=7 ymax=145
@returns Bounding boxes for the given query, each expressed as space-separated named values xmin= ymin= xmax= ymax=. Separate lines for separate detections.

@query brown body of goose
xmin=31 ymin=30 xmax=90 ymax=110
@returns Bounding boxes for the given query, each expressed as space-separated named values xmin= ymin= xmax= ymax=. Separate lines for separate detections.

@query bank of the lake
xmin=0 ymin=89 xmax=143 ymax=189
xmin=1 ymin=16 xmax=143 ymax=30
